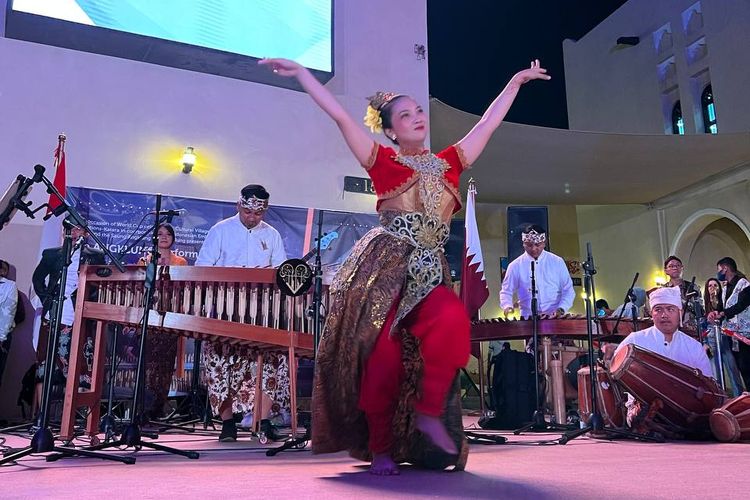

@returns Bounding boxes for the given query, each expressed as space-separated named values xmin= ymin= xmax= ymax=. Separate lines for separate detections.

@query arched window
xmin=701 ymin=84 xmax=717 ymax=134
xmin=671 ymin=101 xmax=685 ymax=135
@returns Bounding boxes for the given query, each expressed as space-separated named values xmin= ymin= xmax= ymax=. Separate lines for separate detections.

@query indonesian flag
xmin=459 ymin=180 xmax=489 ymax=318
xmin=31 ymin=135 xmax=68 ymax=351
xmin=47 ymin=139 xmax=67 ymax=215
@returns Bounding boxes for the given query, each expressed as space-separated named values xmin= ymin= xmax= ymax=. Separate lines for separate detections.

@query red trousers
xmin=358 ymin=285 xmax=471 ymax=454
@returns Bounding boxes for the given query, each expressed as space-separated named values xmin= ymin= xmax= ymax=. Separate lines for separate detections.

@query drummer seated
xmin=612 ymin=287 xmax=712 ymax=377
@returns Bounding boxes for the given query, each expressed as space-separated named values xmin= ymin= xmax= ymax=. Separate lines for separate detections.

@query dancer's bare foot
xmin=370 ymin=452 xmax=400 ymax=475
xmin=416 ymin=413 xmax=458 ymax=455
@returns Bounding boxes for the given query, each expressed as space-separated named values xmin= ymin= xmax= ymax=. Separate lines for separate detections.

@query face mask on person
xmin=597 ymin=308 xmax=606 ymax=317
xmin=717 ymin=271 xmax=726 ymax=281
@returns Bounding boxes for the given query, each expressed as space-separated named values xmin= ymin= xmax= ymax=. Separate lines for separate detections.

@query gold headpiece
xmin=363 ymin=91 xmax=403 ymax=134
xmin=521 ymin=229 xmax=546 ymax=245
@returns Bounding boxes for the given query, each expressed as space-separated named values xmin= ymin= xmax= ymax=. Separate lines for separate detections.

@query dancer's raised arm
xmin=457 ymin=60 xmax=550 ymax=166
xmin=260 ymin=58 xmax=374 ymax=165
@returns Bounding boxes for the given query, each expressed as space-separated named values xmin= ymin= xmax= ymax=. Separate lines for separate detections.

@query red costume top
xmin=364 ymin=143 xmax=470 ymax=216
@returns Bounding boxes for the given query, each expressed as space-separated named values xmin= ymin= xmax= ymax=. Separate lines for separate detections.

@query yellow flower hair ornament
xmin=364 ymin=105 xmax=383 ymax=134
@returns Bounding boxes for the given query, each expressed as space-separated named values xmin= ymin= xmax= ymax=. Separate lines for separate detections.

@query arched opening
xmin=671 ymin=210 xmax=750 ymax=288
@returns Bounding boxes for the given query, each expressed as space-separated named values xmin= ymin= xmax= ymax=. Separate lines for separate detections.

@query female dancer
xmin=261 ymin=57 xmax=549 ymax=474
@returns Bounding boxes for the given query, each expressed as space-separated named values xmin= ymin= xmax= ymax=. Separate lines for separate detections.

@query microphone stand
xmin=559 ymin=244 xmax=659 ymax=444
xmin=109 ymin=209 xmax=210 ymax=433
xmin=267 ymin=210 xmax=326 ymax=456
xmin=49 ymin=194 xmax=199 ymax=462
xmin=514 ymin=260 xmax=569 ymax=434
xmin=685 ymin=277 xmax=701 ymax=344
xmin=1 ymin=165 xmax=133 ymax=466
xmin=612 ymin=272 xmax=640 ymax=337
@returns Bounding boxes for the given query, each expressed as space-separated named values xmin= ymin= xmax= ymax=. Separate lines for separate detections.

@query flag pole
xmin=464 ymin=177 xmax=489 ymax=415
xmin=47 ymin=133 xmax=67 ymax=218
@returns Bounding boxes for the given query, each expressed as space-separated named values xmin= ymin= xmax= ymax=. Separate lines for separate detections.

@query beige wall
xmin=576 ymin=204 xmax=663 ymax=309
xmin=0 ymin=0 xmax=430 ymax=419
xmin=564 ymin=0 xmax=750 ymax=134
xmin=474 ymin=202 xmax=584 ymax=320
xmin=576 ymin=172 xmax=750 ymax=308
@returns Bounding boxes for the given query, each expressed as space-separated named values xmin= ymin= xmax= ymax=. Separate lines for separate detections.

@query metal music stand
xmin=513 ymin=261 xmax=570 ymax=435
xmin=558 ymin=243 xmax=660 ymax=444
xmin=110 ymin=215 xmax=217 ymax=434
xmin=267 ymin=210 xmax=326 ymax=456
xmin=1 ymin=165 xmax=133 ymax=466
xmin=612 ymin=272 xmax=640 ymax=339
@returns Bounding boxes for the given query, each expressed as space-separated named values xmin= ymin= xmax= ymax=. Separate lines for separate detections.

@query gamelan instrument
xmin=59 ymin=265 xmax=327 ymax=441
xmin=609 ymin=344 xmax=725 ymax=432
xmin=471 ymin=315 xmax=652 ymax=343
xmin=709 ymin=392 xmax=750 ymax=442
xmin=472 ymin=316 xmax=652 ymax=425
xmin=577 ymin=365 xmax=625 ymax=428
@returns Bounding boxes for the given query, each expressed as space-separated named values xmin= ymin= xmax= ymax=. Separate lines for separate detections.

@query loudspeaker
xmin=507 ymin=206 xmax=548 ymax=263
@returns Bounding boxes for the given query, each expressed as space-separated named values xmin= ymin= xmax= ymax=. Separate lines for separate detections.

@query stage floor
xmin=1 ymin=416 xmax=748 ymax=499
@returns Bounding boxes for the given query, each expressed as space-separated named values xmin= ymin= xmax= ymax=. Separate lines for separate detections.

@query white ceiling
xmin=429 ymin=99 xmax=750 ymax=205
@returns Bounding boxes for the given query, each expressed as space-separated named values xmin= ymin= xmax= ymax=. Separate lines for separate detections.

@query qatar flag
xmin=459 ymin=181 xmax=489 ymax=319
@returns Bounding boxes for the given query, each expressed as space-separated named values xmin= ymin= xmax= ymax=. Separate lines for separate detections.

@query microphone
xmin=72 ymin=236 xmax=84 ymax=252
xmin=150 ymin=209 xmax=186 ymax=217
xmin=32 ymin=164 xmax=46 ymax=182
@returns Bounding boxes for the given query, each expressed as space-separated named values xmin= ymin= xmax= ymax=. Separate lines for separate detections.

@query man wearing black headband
xmin=196 ymin=184 xmax=289 ymax=442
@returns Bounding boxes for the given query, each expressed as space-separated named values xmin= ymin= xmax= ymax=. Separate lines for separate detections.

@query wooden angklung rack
xmin=471 ymin=315 xmax=654 ymax=343
xmin=60 ymin=264 xmax=325 ymax=442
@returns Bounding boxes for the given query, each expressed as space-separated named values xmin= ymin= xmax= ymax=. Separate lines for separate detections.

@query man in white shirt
xmin=0 ymin=259 xmax=19 ymax=387
xmin=196 ymin=185 xmax=288 ymax=442
xmin=614 ymin=287 xmax=712 ymax=377
xmin=195 ymin=188 xmax=286 ymax=269
xmin=500 ymin=224 xmax=574 ymax=318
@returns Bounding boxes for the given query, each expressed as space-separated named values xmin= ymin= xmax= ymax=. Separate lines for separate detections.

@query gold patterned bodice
xmin=377 ymin=152 xmax=456 ymax=224
xmin=378 ymin=152 xmax=454 ymax=330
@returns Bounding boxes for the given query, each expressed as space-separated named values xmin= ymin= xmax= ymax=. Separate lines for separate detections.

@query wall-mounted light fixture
xmin=181 ymin=146 xmax=196 ymax=174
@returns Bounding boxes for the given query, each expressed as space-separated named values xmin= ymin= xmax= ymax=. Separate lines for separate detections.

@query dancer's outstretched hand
xmin=512 ymin=59 xmax=551 ymax=85
xmin=259 ymin=58 xmax=304 ymax=77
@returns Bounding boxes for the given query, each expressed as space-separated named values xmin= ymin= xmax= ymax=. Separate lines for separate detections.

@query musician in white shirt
xmin=613 ymin=287 xmax=712 ymax=377
xmin=500 ymin=225 xmax=574 ymax=318
xmin=195 ymin=185 xmax=289 ymax=442
xmin=0 ymin=259 xmax=18 ymax=388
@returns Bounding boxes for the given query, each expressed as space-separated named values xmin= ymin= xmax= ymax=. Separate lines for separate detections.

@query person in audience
xmin=0 ymin=259 xmax=19 ymax=388
xmin=612 ymin=288 xmax=646 ymax=320
xmin=662 ymin=255 xmax=701 ymax=331
xmin=31 ymin=222 xmax=104 ymax=408
xmin=703 ymin=277 xmax=745 ymax=396
xmin=137 ymin=223 xmax=188 ymax=419
xmin=707 ymin=257 xmax=750 ymax=388
xmin=261 ymin=56 xmax=549 ymax=474
xmin=595 ymin=299 xmax=611 ymax=318
xmin=195 ymin=184 xmax=289 ymax=442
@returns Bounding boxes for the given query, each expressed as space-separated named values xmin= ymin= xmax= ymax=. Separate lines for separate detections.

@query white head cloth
xmin=649 ymin=286 xmax=682 ymax=309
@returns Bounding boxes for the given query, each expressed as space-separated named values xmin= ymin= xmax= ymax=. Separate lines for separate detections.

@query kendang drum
xmin=709 ymin=392 xmax=750 ymax=442
xmin=609 ymin=344 xmax=725 ymax=432
xmin=577 ymin=365 xmax=624 ymax=428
